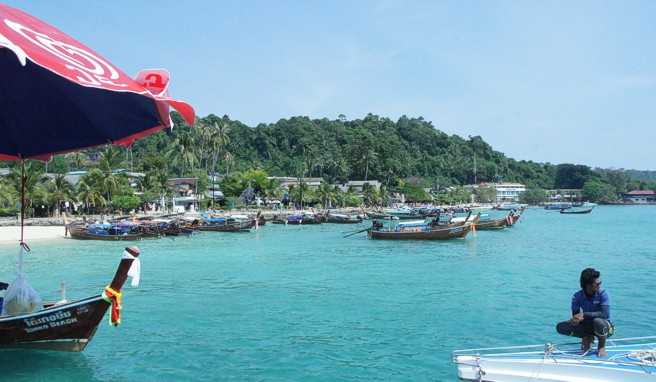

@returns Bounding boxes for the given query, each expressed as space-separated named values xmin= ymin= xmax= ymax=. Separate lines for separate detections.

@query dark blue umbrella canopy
xmin=0 ymin=4 xmax=195 ymax=160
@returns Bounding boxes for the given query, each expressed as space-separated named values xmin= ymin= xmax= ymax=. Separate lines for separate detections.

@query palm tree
xmin=167 ymin=130 xmax=198 ymax=176
xmin=332 ymin=186 xmax=346 ymax=208
xmin=0 ymin=180 xmax=17 ymax=210
xmin=47 ymin=174 xmax=74 ymax=217
xmin=290 ymin=181 xmax=310 ymax=209
xmin=316 ymin=182 xmax=335 ymax=209
xmin=212 ymin=121 xmax=231 ymax=174
xmin=99 ymin=146 xmax=124 ymax=171
xmin=9 ymin=162 xmax=46 ymax=217
xmin=66 ymin=152 xmax=87 ymax=170
xmin=77 ymin=178 xmax=106 ymax=214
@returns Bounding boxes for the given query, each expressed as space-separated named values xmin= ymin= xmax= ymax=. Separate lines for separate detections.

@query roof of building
xmin=344 ymin=180 xmax=381 ymax=186
xmin=624 ymin=190 xmax=656 ymax=196
xmin=167 ymin=177 xmax=198 ymax=186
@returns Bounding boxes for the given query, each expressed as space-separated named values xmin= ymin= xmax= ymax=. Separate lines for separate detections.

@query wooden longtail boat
xmin=0 ymin=251 xmax=139 ymax=351
xmin=476 ymin=212 xmax=517 ymax=230
xmin=286 ymin=214 xmax=322 ymax=225
xmin=198 ymin=223 xmax=243 ymax=232
xmin=476 ymin=216 xmax=510 ymax=230
xmin=368 ymin=222 xmax=472 ymax=240
xmin=67 ymin=225 xmax=147 ymax=241
xmin=325 ymin=213 xmax=363 ymax=224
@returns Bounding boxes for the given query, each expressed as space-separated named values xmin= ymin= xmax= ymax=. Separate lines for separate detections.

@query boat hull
xmin=455 ymin=353 xmax=656 ymax=382
xmin=0 ymin=295 xmax=108 ymax=352
xmin=476 ymin=217 xmax=510 ymax=230
xmin=368 ymin=223 xmax=471 ymax=240
xmin=69 ymin=228 xmax=145 ymax=241
xmin=560 ymin=208 xmax=593 ymax=214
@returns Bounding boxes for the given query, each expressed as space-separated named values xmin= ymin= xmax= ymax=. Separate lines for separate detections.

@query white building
xmin=493 ymin=182 xmax=526 ymax=202
xmin=336 ymin=180 xmax=381 ymax=193
xmin=466 ymin=182 xmax=526 ymax=203
xmin=268 ymin=176 xmax=323 ymax=190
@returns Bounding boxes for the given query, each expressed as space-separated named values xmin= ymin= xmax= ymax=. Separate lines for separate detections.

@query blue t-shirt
xmin=571 ymin=289 xmax=610 ymax=320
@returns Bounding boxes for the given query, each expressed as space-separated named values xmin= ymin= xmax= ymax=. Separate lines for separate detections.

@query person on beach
xmin=556 ymin=268 xmax=613 ymax=357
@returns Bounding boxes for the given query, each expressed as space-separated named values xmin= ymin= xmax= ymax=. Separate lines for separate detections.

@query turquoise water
xmin=1 ymin=206 xmax=655 ymax=381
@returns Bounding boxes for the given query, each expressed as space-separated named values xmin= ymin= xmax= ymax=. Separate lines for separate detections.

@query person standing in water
xmin=556 ymin=268 xmax=613 ymax=357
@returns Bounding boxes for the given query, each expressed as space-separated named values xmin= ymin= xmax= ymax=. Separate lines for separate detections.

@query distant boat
xmin=476 ymin=212 xmax=517 ymax=230
xmin=494 ymin=203 xmax=523 ymax=211
xmin=453 ymin=336 xmax=656 ymax=381
xmin=560 ymin=202 xmax=596 ymax=214
xmin=325 ymin=212 xmax=362 ymax=224
xmin=368 ymin=221 xmax=472 ymax=240
xmin=545 ymin=202 xmax=572 ymax=210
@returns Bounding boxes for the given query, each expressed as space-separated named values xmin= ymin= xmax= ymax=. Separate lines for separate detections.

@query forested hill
xmin=132 ymin=112 xmax=556 ymax=189
xmin=2 ymin=112 xmax=650 ymax=200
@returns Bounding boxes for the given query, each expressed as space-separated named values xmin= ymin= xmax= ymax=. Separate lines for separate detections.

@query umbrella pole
xmin=20 ymin=159 xmax=25 ymax=245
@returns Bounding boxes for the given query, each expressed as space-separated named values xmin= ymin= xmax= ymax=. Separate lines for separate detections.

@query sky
xmin=4 ymin=1 xmax=656 ymax=170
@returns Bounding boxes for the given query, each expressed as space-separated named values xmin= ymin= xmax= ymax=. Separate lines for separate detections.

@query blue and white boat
xmin=453 ymin=336 xmax=656 ymax=381
xmin=545 ymin=202 xmax=573 ymax=210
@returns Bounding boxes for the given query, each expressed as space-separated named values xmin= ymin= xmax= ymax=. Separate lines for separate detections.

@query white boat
xmin=453 ymin=336 xmax=656 ymax=381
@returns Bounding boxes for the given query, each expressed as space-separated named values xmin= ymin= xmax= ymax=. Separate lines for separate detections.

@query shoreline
xmin=0 ymin=226 xmax=67 ymax=245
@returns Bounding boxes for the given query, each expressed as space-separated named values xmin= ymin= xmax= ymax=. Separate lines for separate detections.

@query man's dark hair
xmin=580 ymin=268 xmax=601 ymax=289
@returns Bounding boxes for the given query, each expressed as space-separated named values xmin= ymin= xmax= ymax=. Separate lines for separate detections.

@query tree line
xmin=1 ymin=112 xmax=655 ymax=216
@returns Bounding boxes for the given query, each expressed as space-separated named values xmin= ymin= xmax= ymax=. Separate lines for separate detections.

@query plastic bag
xmin=2 ymin=246 xmax=41 ymax=315
xmin=2 ymin=272 xmax=42 ymax=315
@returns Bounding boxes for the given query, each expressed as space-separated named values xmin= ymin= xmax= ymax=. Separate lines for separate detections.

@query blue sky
xmin=6 ymin=1 xmax=656 ymax=169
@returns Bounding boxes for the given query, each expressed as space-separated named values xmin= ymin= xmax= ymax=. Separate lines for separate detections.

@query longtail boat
xmin=67 ymin=222 xmax=150 ymax=241
xmin=476 ymin=216 xmax=510 ymax=230
xmin=0 ymin=249 xmax=140 ymax=351
xmin=286 ymin=213 xmax=322 ymax=225
xmin=325 ymin=213 xmax=363 ymax=224
xmin=476 ymin=212 xmax=517 ymax=230
xmin=368 ymin=221 xmax=472 ymax=240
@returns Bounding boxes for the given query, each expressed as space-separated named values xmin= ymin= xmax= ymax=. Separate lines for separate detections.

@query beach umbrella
xmin=0 ymin=4 xmax=195 ymax=243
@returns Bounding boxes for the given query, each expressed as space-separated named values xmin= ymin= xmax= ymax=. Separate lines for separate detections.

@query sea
xmin=1 ymin=206 xmax=655 ymax=381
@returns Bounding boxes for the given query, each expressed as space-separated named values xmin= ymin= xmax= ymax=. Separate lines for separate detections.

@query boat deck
xmin=453 ymin=337 xmax=656 ymax=381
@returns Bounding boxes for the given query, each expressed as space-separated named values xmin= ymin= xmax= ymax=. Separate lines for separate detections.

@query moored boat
xmin=67 ymin=222 xmax=150 ymax=241
xmin=368 ymin=219 xmax=473 ymax=240
xmin=560 ymin=203 xmax=596 ymax=214
xmin=453 ymin=336 xmax=656 ymax=382
xmin=545 ymin=202 xmax=573 ymax=210
xmin=0 ymin=249 xmax=140 ymax=351
xmin=325 ymin=212 xmax=363 ymax=224
xmin=286 ymin=213 xmax=322 ymax=225
xmin=476 ymin=215 xmax=512 ymax=230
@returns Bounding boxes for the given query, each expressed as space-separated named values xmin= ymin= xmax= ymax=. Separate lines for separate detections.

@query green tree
xmin=519 ymin=188 xmax=547 ymax=205
xmin=316 ymin=182 xmax=336 ymax=208
xmin=112 ymin=194 xmax=141 ymax=213
xmin=77 ymin=177 xmax=106 ymax=214
xmin=474 ymin=186 xmax=496 ymax=203
xmin=582 ymin=180 xmax=617 ymax=203
xmin=47 ymin=174 xmax=75 ymax=217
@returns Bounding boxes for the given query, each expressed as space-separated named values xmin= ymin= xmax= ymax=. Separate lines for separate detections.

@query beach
xmin=0 ymin=226 xmax=66 ymax=245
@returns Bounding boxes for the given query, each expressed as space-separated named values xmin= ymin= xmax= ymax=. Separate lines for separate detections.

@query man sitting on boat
xmin=556 ymin=268 xmax=613 ymax=357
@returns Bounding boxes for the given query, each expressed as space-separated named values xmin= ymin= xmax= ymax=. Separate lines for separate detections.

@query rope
xmin=101 ymin=286 xmax=123 ymax=326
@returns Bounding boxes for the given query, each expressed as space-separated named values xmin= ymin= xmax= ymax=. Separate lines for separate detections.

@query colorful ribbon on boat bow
xmin=102 ymin=286 xmax=122 ymax=326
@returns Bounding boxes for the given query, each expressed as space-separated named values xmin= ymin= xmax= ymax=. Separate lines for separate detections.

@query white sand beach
xmin=0 ymin=226 xmax=67 ymax=245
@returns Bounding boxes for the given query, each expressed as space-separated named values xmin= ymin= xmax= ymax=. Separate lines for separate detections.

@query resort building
xmin=167 ymin=177 xmax=199 ymax=212
xmin=465 ymin=182 xmax=526 ymax=203
xmin=206 ymin=173 xmax=224 ymax=203
xmin=268 ymin=176 xmax=323 ymax=190
xmin=622 ymin=190 xmax=656 ymax=204
xmin=336 ymin=180 xmax=381 ymax=193
xmin=546 ymin=189 xmax=583 ymax=202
